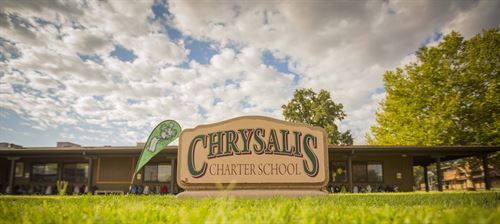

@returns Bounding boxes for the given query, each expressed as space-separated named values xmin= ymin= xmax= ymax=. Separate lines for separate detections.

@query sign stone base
xmin=177 ymin=189 xmax=328 ymax=198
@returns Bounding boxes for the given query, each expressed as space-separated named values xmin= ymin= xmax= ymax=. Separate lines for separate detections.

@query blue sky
xmin=1 ymin=0 xmax=499 ymax=147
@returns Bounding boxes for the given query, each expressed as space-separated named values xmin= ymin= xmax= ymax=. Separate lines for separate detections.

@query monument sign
xmin=177 ymin=116 xmax=329 ymax=197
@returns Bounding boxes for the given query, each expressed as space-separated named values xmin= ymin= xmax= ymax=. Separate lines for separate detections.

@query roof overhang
xmin=0 ymin=145 xmax=498 ymax=166
xmin=328 ymin=145 xmax=499 ymax=166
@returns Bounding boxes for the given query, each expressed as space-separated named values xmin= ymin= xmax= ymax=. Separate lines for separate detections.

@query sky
xmin=0 ymin=0 xmax=499 ymax=147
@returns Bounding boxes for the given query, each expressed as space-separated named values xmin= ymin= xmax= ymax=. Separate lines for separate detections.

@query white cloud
xmin=117 ymin=33 xmax=187 ymax=65
xmin=167 ymin=0 xmax=499 ymax=143
xmin=63 ymin=29 xmax=113 ymax=55
xmin=0 ymin=0 xmax=498 ymax=146
xmin=441 ymin=0 xmax=499 ymax=38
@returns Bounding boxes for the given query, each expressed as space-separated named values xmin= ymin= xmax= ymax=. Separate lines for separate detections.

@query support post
xmin=170 ymin=158 xmax=177 ymax=194
xmin=7 ymin=157 xmax=20 ymax=195
xmin=57 ymin=162 xmax=63 ymax=181
xmin=347 ymin=156 xmax=353 ymax=193
xmin=423 ymin=165 xmax=429 ymax=192
xmin=435 ymin=157 xmax=443 ymax=192
xmin=87 ymin=157 xmax=94 ymax=194
xmin=481 ymin=154 xmax=491 ymax=190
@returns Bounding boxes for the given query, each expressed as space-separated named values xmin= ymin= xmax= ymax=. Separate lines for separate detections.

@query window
xmin=331 ymin=162 xmax=347 ymax=182
xmin=32 ymin=163 xmax=58 ymax=182
xmin=144 ymin=165 xmax=158 ymax=181
xmin=353 ymin=162 xmax=367 ymax=182
xmin=352 ymin=162 xmax=383 ymax=182
xmin=15 ymin=162 xmax=24 ymax=177
xmin=367 ymin=163 xmax=383 ymax=182
xmin=144 ymin=164 xmax=171 ymax=182
xmin=63 ymin=163 xmax=88 ymax=183
xmin=158 ymin=165 xmax=170 ymax=182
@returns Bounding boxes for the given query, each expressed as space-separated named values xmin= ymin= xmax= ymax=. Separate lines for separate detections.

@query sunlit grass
xmin=0 ymin=191 xmax=498 ymax=223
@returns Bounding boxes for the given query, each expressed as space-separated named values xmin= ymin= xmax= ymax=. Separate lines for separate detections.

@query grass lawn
xmin=0 ymin=191 xmax=499 ymax=223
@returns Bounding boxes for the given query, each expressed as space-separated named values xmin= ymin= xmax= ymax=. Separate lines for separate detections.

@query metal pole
xmin=423 ymin=165 xmax=429 ymax=192
xmin=435 ymin=157 xmax=443 ymax=192
xmin=170 ymin=158 xmax=177 ymax=194
xmin=347 ymin=156 xmax=353 ymax=193
xmin=481 ymin=154 xmax=491 ymax=190
xmin=87 ymin=157 xmax=94 ymax=194
xmin=57 ymin=162 xmax=63 ymax=181
xmin=7 ymin=157 xmax=20 ymax=195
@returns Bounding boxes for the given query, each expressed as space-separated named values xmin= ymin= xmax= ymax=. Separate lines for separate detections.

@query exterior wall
xmin=443 ymin=177 xmax=500 ymax=190
xmin=94 ymin=156 xmax=176 ymax=193
xmin=1 ymin=155 xmax=179 ymax=194
xmin=330 ymin=155 xmax=414 ymax=192
xmin=95 ymin=157 xmax=135 ymax=192
xmin=442 ymin=165 xmax=500 ymax=190
xmin=140 ymin=157 xmax=177 ymax=193
xmin=13 ymin=158 xmax=88 ymax=186
xmin=3 ymin=146 xmax=496 ymax=194
xmin=2 ymin=157 xmax=89 ymax=194
xmin=376 ymin=155 xmax=413 ymax=191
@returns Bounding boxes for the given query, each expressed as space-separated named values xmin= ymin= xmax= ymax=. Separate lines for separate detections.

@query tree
xmin=367 ymin=29 xmax=500 ymax=189
xmin=282 ymin=88 xmax=353 ymax=145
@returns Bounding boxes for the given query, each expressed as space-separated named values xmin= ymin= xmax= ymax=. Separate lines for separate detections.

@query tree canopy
xmin=367 ymin=29 xmax=499 ymax=146
xmin=282 ymin=88 xmax=353 ymax=145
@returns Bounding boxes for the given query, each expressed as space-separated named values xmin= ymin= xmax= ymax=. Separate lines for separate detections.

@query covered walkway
xmin=329 ymin=145 xmax=499 ymax=192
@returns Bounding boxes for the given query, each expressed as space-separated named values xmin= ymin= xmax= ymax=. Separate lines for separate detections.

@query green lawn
xmin=0 ymin=191 xmax=499 ymax=223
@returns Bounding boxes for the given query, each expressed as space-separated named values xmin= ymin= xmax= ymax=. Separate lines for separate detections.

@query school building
xmin=0 ymin=142 xmax=498 ymax=194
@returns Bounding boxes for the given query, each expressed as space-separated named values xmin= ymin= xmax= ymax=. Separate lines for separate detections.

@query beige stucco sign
xmin=177 ymin=116 xmax=329 ymax=197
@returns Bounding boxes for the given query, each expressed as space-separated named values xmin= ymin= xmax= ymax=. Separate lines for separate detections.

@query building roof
xmin=329 ymin=145 xmax=499 ymax=166
xmin=0 ymin=143 xmax=498 ymax=166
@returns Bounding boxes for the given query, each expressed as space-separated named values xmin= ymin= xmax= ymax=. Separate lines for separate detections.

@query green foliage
xmin=282 ymin=88 xmax=353 ymax=145
xmin=0 ymin=192 xmax=498 ymax=223
xmin=367 ymin=29 xmax=500 ymax=146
